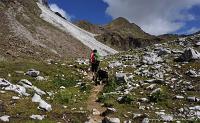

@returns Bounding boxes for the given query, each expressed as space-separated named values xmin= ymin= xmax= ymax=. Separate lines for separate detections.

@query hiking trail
xmin=87 ymin=85 xmax=106 ymax=122
xmin=86 ymin=75 xmax=106 ymax=123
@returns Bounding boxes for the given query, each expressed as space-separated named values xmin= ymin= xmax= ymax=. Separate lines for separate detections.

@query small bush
xmin=118 ymin=95 xmax=134 ymax=104
xmin=103 ymin=80 xmax=119 ymax=93
xmin=149 ymin=91 xmax=166 ymax=103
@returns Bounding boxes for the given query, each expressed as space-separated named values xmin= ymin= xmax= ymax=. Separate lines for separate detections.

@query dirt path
xmin=87 ymin=84 xmax=106 ymax=123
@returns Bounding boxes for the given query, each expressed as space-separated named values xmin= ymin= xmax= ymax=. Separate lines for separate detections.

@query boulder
xmin=177 ymin=48 xmax=200 ymax=62
xmin=150 ymin=88 xmax=161 ymax=95
xmin=0 ymin=115 xmax=10 ymax=122
xmin=138 ymin=98 xmax=149 ymax=103
xmin=0 ymin=78 xmax=11 ymax=87
xmin=187 ymin=97 xmax=199 ymax=102
xmin=175 ymin=96 xmax=184 ymax=99
xmin=26 ymin=69 xmax=40 ymax=77
xmin=32 ymin=93 xmax=52 ymax=111
xmin=186 ymin=70 xmax=200 ymax=78
xmin=36 ymin=76 xmax=46 ymax=81
xmin=102 ymin=107 xmax=117 ymax=116
xmin=142 ymin=118 xmax=149 ymax=123
xmin=30 ymin=115 xmax=45 ymax=120
xmin=160 ymin=114 xmax=173 ymax=122
xmin=116 ymin=73 xmax=128 ymax=83
xmin=102 ymin=117 xmax=120 ymax=123
xmin=195 ymin=42 xmax=200 ymax=46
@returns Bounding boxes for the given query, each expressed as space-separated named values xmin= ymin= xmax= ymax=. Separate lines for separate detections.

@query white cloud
xmin=49 ymin=4 xmax=71 ymax=21
xmin=186 ymin=27 xmax=200 ymax=34
xmin=103 ymin=0 xmax=200 ymax=35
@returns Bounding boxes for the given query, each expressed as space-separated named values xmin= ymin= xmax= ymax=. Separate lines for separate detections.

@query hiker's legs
xmin=91 ymin=63 xmax=96 ymax=81
xmin=94 ymin=61 xmax=100 ymax=85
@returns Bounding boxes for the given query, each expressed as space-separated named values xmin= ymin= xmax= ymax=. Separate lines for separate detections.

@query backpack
xmin=90 ymin=52 xmax=95 ymax=63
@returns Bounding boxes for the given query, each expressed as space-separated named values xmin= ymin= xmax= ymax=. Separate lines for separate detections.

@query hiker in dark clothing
xmin=90 ymin=49 xmax=100 ymax=84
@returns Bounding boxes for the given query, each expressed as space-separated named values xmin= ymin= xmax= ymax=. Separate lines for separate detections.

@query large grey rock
xmin=142 ymin=118 xmax=149 ymax=123
xmin=187 ymin=97 xmax=200 ymax=102
xmin=138 ymin=98 xmax=149 ymax=103
xmin=102 ymin=108 xmax=117 ymax=116
xmin=175 ymin=95 xmax=184 ymax=99
xmin=30 ymin=115 xmax=46 ymax=120
xmin=0 ymin=115 xmax=10 ymax=122
xmin=102 ymin=117 xmax=120 ymax=123
xmin=196 ymin=42 xmax=200 ymax=46
xmin=186 ymin=70 xmax=200 ymax=78
xmin=160 ymin=114 xmax=173 ymax=122
xmin=32 ymin=93 xmax=52 ymax=111
xmin=26 ymin=69 xmax=40 ymax=77
xmin=177 ymin=48 xmax=200 ymax=62
xmin=150 ymin=88 xmax=161 ymax=95
xmin=116 ymin=73 xmax=128 ymax=83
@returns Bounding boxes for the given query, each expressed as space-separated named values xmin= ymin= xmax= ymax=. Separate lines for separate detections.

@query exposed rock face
xmin=76 ymin=17 xmax=161 ymax=51
xmin=75 ymin=20 xmax=104 ymax=34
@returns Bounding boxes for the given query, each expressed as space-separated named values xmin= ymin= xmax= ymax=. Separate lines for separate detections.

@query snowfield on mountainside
xmin=37 ymin=2 xmax=118 ymax=56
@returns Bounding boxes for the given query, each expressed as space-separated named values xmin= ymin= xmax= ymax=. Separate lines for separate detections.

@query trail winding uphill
xmin=37 ymin=2 xmax=118 ymax=56
xmin=87 ymin=85 xmax=106 ymax=123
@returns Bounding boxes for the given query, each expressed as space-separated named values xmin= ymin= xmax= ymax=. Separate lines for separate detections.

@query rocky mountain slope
xmin=1 ymin=0 xmax=200 ymax=123
xmin=0 ymin=0 xmax=117 ymax=61
xmin=76 ymin=17 xmax=163 ymax=51
xmin=0 ymin=28 xmax=199 ymax=123
xmin=93 ymin=32 xmax=200 ymax=122
xmin=0 ymin=0 xmax=93 ymax=60
xmin=37 ymin=2 xmax=118 ymax=56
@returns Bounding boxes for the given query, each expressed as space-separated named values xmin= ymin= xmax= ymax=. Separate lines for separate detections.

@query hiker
xmin=90 ymin=49 xmax=100 ymax=84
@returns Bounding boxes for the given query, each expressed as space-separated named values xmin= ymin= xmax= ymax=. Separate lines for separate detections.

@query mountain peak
xmin=106 ymin=17 xmax=131 ymax=29
xmin=114 ymin=17 xmax=130 ymax=23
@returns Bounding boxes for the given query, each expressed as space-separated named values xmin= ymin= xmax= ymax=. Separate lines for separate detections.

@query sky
xmin=48 ymin=0 xmax=200 ymax=36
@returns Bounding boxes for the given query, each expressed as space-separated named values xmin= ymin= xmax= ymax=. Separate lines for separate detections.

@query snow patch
xmin=37 ymin=3 xmax=118 ymax=56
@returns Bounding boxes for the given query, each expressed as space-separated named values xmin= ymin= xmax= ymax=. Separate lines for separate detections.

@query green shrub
xmin=103 ymin=80 xmax=119 ymax=93
xmin=149 ymin=91 xmax=166 ymax=103
xmin=118 ymin=95 xmax=134 ymax=104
